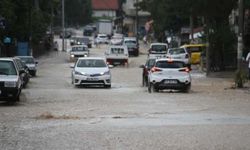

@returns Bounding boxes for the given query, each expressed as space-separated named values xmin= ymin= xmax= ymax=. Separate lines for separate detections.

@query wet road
xmin=1 ymin=39 xmax=250 ymax=150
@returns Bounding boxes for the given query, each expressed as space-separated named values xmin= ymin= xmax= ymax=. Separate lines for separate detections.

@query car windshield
xmin=111 ymin=48 xmax=124 ymax=54
xmin=77 ymin=59 xmax=107 ymax=68
xmin=72 ymin=46 xmax=87 ymax=51
xmin=99 ymin=36 xmax=107 ymax=38
xmin=156 ymin=61 xmax=184 ymax=68
xmin=151 ymin=45 xmax=167 ymax=52
xmin=20 ymin=57 xmax=35 ymax=64
xmin=0 ymin=60 xmax=17 ymax=75
xmin=168 ymin=48 xmax=185 ymax=55
xmin=147 ymin=59 xmax=156 ymax=68
xmin=124 ymin=40 xmax=136 ymax=45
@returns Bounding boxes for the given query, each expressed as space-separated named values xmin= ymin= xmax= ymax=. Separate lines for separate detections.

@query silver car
xmin=167 ymin=47 xmax=191 ymax=66
xmin=71 ymin=57 xmax=111 ymax=88
xmin=148 ymin=58 xmax=191 ymax=93
xmin=0 ymin=58 xmax=23 ymax=102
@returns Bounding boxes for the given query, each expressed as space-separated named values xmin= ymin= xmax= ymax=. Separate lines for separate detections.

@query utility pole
xmin=237 ymin=0 xmax=244 ymax=69
xmin=135 ymin=0 xmax=139 ymax=43
xmin=62 ymin=0 xmax=65 ymax=52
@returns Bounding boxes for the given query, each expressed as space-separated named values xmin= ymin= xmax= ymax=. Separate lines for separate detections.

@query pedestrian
xmin=246 ymin=50 xmax=250 ymax=80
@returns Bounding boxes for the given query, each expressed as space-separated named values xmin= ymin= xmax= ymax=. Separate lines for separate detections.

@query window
xmin=156 ymin=61 xmax=184 ymax=68
xmin=168 ymin=48 xmax=186 ymax=55
xmin=151 ymin=45 xmax=167 ymax=52
xmin=0 ymin=60 xmax=17 ymax=75
xmin=72 ymin=46 xmax=87 ymax=51
xmin=77 ymin=59 xmax=106 ymax=68
xmin=111 ymin=48 xmax=124 ymax=54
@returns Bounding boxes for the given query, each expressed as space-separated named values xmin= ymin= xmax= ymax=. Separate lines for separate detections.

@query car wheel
xmin=105 ymin=84 xmax=111 ymax=88
xmin=182 ymin=84 xmax=191 ymax=93
xmin=148 ymin=83 xmax=157 ymax=93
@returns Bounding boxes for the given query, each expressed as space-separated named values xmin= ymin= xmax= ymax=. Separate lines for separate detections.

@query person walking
xmin=246 ymin=50 xmax=250 ymax=79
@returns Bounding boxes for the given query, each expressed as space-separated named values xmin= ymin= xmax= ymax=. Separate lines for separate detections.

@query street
xmin=1 ymin=40 xmax=250 ymax=150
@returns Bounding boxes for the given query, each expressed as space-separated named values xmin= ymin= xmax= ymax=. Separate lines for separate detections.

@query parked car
xmin=95 ymin=34 xmax=109 ymax=44
xmin=0 ymin=58 xmax=23 ymax=102
xmin=14 ymin=57 xmax=30 ymax=88
xmin=105 ymin=45 xmax=129 ymax=66
xmin=17 ymin=56 xmax=38 ymax=76
xmin=148 ymin=43 xmax=168 ymax=57
xmin=148 ymin=58 xmax=191 ymax=93
xmin=71 ymin=57 xmax=112 ymax=88
xmin=167 ymin=47 xmax=191 ymax=67
xmin=180 ymin=44 xmax=206 ymax=64
xmin=110 ymin=33 xmax=124 ymax=45
xmin=70 ymin=45 xmax=89 ymax=62
xmin=123 ymin=37 xmax=139 ymax=56
xmin=140 ymin=57 xmax=156 ymax=87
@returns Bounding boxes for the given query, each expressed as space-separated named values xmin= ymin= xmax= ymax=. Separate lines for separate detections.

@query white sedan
xmin=71 ymin=57 xmax=111 ymax=88
xmin=148 ymin=58 xmax=191 ymax=93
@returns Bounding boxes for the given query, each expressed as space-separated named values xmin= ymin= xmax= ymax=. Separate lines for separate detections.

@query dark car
xmin=83 ymin=26 xmax=93 ymax=36
xmin=123 ymin=37 xmax=139 ymax=56
xmin=17 ymin=56 xmax=38 ymax=76
xmin=14 ymin=57 xmax=30 ymax=88
xmin=140 ymin=57 xmax=156 ymax=87
xmin=70 ymin=37 xmax=92 ymax=48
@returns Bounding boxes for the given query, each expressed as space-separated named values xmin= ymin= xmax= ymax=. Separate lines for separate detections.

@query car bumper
xmin=106 ymin=58 xmax=128 ymax=65
xmin=0 ymin=87 xmax=20 ymax=100
xmin=155 ymin=81 xmax=191 ymax=90
xmin=73 ymin=74 xmax=111 ymax=86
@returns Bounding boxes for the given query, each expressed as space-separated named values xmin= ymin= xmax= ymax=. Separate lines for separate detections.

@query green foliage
xmin=64 ymin=0 xmax=92 ymax=26
xmin=234 ymin=69 xmax=248 ymax=88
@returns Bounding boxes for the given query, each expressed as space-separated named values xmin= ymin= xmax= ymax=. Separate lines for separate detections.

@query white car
xmin=148 ymin=43 xmax=168 ymax=58
xmin=70 ymin=45 xmax=89 ymax=62
xmin=110 ymin=33 xmax=124 ymax=45
xmin=71 ymin=57 xmax=111 ymax=88
xmin=148 ymin=58 xmax=191 ymax=93
xmin=167 ymin=47 xmax=191 ymax=66
xmin=105 ymin=45 xmax=129 ymax=66
xmin=95 ymin=34 xmax=109 ymax=44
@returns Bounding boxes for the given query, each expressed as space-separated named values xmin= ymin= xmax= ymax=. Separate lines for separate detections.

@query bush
xmin=234 ymin=69 xmax=248 ymax=88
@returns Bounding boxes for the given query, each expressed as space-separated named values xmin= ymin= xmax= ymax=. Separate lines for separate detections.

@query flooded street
xmin=1 ymin=39 xmax=250 ymax=150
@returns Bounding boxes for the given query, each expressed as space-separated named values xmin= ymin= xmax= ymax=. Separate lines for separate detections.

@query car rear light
xmin=179 ymin=67 xmax=190 ymax=72
xmin=151 ymin=67 xmax=162 ymax=73
xmin=185 ymin=54 xmax=189 ymax=58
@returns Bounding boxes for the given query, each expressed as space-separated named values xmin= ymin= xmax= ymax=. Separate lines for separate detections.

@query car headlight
xmin=75 ymin=71 xmax=86 ymax=76
xmin=5 ymin=81 xmax=17 ymax=88
xmin=71 ymin=55 xmax=75 ymax=58
xmin=101 ymin=70 xmax=110 ymax=75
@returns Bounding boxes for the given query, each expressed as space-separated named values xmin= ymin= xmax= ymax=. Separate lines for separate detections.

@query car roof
xmin=155 ymin=58 xmax=185 ymax=63
xmin=98 ymin=34 xmax=107 ymax=36
xmin=124 ymin=37 xmax=136 ymax=40
xmin=16 ymin=56 xmax=34 ymax=58
xmin=0 ymin=57 xmax=15 ymax=61
xmin=150 ymin=43 xmax=168 ymax=46
xmin=77 ymin=57 xmax=105 ymax=60
xmin=72 ymin=45 xmax=87 ymax=48
xmin=109 ymin=45 xmax=127 ymax=49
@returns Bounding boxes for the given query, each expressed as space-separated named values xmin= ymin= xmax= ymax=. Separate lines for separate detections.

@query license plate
xmin=164 ymin=80 xmax=177 ymax=84
xmin=113 ymin=62 xmax=121 ymax=65
xmin=87 ymin=78 xmax=98 ymax=81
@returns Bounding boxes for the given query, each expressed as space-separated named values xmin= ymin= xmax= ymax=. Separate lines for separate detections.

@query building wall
xmin=93 ymin=10 xmax=116 ymax=18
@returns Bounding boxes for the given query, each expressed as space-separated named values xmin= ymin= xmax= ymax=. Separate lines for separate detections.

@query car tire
xmin=182 ymin=84 xmax=191 ymax=93
xmin=105 ymin=84 xmax=111 ymax=88
xmin=148 ymin=83 xmax=158 ymax=93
